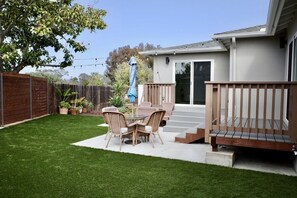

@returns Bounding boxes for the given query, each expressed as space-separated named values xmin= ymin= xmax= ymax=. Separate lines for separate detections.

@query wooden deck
xmin=205 ymin=82 xmax=297 ymax=152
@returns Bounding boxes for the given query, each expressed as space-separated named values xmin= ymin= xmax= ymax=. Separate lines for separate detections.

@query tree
xmin=77 ymin=72 xmax=108 ymax=86
xmin=29 ymin=68 xmax=68 ymax=84
xmin=104 ymin=43 xmax=160 ymax=83
xmin=0 ymin=0 xmax=106 ymax=72
xmin=114 ymin=56 xmax=153 ymax=92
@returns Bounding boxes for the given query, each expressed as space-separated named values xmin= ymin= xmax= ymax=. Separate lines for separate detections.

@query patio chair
xmin=162 ymin=102 xmax=174 ymax=121
xmin=139 ymin=101 xmax=152 ymax=107
xmin=103 ymin=112 xmax=136 ymax=151
xmin=136 ymin=110 xmax=166 ymax=148
xmin=102 ymin=106 xmax=119 ymax=139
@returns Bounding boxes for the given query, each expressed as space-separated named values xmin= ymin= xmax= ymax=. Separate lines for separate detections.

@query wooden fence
xmin=0 ymin=73 xmax=113 ymax=126
xmin=54 ymin=84 xmax=112 ymax=112
xmin=0 ymin=73 xmax=53 ymax=126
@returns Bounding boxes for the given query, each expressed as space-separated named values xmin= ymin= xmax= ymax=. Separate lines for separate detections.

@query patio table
xmin=125 ymin=114 xmax=147 ymax=145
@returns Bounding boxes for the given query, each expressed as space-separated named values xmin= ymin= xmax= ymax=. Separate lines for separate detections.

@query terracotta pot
xmin=59 ymin=108 xmax=68 ymax=115
xmin=82 ymin=108 xmax=88 ymax=113
xmin=70 ymin=108 xmax=77 ymax=115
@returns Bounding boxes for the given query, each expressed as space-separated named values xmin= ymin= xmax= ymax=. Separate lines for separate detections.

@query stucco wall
xmin=153 ymin=52 xmax=229 ymax=83
xmin=235 ymin=37 xmax=286 ymax=81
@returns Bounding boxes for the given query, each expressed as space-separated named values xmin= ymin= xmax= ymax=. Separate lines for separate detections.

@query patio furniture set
xmin=102 ymin=102 xmax=174 ymax=151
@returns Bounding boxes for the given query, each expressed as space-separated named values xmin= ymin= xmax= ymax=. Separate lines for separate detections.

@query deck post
xmin=205 ymin=83 xmax=212 ymax=142
xmin=289 ymin=84 xmax=297 ymax=143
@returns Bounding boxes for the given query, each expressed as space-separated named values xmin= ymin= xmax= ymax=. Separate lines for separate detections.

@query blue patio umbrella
xmin=127 ymin=56 xmax=137 ymax=103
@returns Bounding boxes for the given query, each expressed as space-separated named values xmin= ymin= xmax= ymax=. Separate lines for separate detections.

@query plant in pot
xmin=59 ymin=101 xmax=71 ymax=115
xmin=56 ymin=87 xmax=76 ymax=115
xmin=70 ymin=96 xmax=85 ymax=115
xmin=82 ymin=99 xmax=94 ymax=113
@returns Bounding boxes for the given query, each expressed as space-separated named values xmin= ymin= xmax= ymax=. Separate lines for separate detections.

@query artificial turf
xmin=0 ymin=115 xmax=296 ymax=198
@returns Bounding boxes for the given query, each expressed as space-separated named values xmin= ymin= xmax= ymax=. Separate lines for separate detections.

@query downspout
xmin=230 ymin=37 xmax=237 ymax=81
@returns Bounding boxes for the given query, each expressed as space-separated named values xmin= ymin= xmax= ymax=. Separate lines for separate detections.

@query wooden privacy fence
xmin=0 ymin=73 xmax=54 ymax=126
xmin=54 ymin=84 xmax=112 ymax=111
xmin=205 ymin=81 xmax=297 ymax=152
xmin=143 ymin=83 xmax=175 ymax=106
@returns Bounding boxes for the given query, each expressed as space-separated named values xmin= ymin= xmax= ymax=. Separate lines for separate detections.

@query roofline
xmin=266 ymin=0 xmax=285 ymax=35
xmin=139 ymin=47 xmax=227 ymax=56
xmin=212 ymin=30 xmax=267 ymax=39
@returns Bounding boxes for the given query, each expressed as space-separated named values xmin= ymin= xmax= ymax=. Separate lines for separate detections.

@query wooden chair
xmin=136 ymin=110 xmax=166 ymax=148
xmin=162 ymin=102 xmax=174 ymax=121
xmin=102 ymin=106 xmax=119 ymax=140
xmin=103 ymin=112 xmax=136 ymax=151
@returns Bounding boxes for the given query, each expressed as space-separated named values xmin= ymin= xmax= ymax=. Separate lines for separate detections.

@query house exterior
xmin=140 ymin=0 xmax=297 ymax=153
xmin=140 ymin=0 xmax=297 ymax=107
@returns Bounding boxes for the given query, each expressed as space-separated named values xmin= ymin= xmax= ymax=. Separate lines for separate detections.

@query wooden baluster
xmin=240 ymin=84 xmax=243 ymax=132
xmin=256 ymin=84 xmax=259 ymax=134
xmin=279 ymin=85 xmax=284 ymax=135
xmin=224 ymin=84 xmax=229 ymax=132
xmin=217 ymin=84 xmax=221 ymax=131
xmin=247 ymin=84 xmax=252 ymax=134
xmin=271 ymin=85 xmax=276 ymax=134
xmin=263 ymin=84 xmax=267 ymax=135
xmin=232 ymin=84 xmax=236 ymax=131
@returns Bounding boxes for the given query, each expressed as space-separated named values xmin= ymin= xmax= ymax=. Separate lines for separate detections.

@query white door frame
xmin=173 ymin=59 xmax=214 ymax=106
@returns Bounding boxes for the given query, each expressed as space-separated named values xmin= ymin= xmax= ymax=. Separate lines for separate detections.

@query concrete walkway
xmin=73 ymin=126 xmax=297 ymax=176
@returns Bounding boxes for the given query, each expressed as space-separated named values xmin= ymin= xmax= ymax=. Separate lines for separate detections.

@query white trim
xmin=212 ymin=31 xmax=267 ymax=39
xmin=266 ymin=0 xmax=285 ymax=35
xmin=140 ymin=47 xmax=226 ymax=56
xmin=173 ymin=59 xmax=213 ymax=105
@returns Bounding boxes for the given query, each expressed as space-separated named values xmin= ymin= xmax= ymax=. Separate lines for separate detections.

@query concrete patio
xmin=73 ymin=126 xmax=297 ymax=176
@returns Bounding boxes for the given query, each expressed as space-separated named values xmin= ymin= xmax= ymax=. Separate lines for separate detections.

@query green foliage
xmin=114 ymin=56 xmax=153 ymax=86
xmin=109 ymin=82 xmax=125 ymax=107
xmin=0 ymin=0 xmax=106 ymax=72
xmin=108 ymin=95 xmax=123 ymax=107
xmin=105 ymin=43 xmax=160 ymax=83
xmin=55 ymin=87 xmax=76 ymax=103
xmin=82 ymin=99 xmax=94 ymax=109
xmin=70 ymin=97 xmax=85 ymax=107
xmin=59 ymin=100 xmax=71 ymax=109
xmin=29 ymin=69 xmax=68 ymax=84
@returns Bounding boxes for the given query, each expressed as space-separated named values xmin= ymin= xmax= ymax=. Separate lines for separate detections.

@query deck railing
xmin=143 ymin=83 xmax=175 ymax=106
xmin=205 ymin=81 xmax=297 ymax=144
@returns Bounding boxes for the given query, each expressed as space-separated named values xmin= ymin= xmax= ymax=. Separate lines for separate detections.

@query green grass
xmin=0 ymin=115 xmax=296 ymax=198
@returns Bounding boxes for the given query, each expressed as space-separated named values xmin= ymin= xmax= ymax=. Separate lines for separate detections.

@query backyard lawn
xmin=0 ymin=115 xmax=297 ymax=197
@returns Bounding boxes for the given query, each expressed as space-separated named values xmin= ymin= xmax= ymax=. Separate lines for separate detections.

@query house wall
xmin=235 ymin=36 xmax=286 ymax=81
xmin=231 ymin=36 xmax=286 ymax=119
xmin=153 ymin=52 xmax=229 ymax=83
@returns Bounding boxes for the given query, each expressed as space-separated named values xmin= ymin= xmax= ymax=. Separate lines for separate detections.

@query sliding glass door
xmin=175 ymin=61 xmax=211 ymax=105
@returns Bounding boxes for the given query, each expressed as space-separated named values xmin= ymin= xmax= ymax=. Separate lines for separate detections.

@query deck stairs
xmin=162 ymin=105 xmax=205 ymax=143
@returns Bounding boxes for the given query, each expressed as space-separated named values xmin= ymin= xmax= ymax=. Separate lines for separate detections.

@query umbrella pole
xmin=131 ymin=103 xmax=134 ymax=116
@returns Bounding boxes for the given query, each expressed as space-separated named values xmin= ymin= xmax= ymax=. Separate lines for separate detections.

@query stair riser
xmin=163 ymin=126 xmax=188 ymax=133
xmin=166 ymin=121 xmax=200 ymax=128
xmin=170 ymin=117 xmax=205 ymax=122
xmin=172 ymin=111 xmax=204 ymax=117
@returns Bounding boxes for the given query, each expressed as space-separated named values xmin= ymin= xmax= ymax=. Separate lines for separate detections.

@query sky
xmin=21 ymin=0 xmax=270 ymax=79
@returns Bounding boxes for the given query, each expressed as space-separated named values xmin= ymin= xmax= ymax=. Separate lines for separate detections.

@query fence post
xmin=30 ymin=77 xmax=32 ymax=119
xmin=0 ymin=73 xmax=3 ymax=127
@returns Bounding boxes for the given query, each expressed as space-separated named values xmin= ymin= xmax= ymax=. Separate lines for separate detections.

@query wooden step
xmin=175 ymin=128 xmax=205 ymax=143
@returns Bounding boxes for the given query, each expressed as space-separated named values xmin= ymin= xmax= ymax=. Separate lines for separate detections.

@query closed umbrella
xmin=127 ymin=56 xmax=137 ymax=114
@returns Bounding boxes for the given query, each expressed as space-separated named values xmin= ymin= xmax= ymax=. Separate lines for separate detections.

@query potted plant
xmin=56 ymin=87 xmax=76 ymax=115
xmin=70 ymin=96 xmax=85 ymax=114
xmin=82 ymin=99 xmax=94 ymax=113
xmin=59 ymin=101 xmax=71 ymax=114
